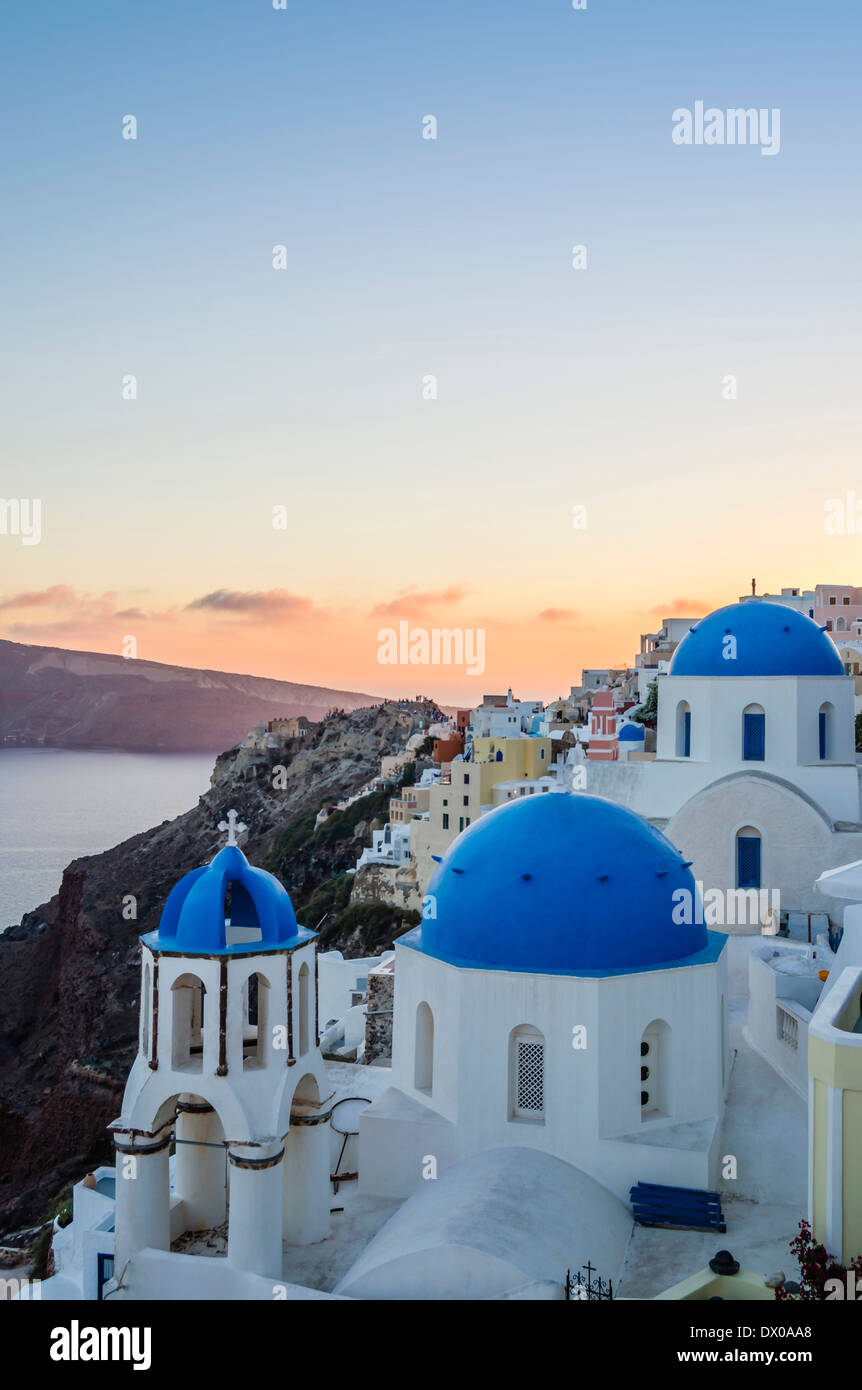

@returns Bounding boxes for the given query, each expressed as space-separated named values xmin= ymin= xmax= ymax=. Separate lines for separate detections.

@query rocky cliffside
xmin=0 ymin=700 xmax=438 ymax=1235
xmin=0 ymin=639 xmax=381 ymax=751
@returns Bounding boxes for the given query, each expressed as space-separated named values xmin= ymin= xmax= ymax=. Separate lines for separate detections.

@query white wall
xmin=360 ymin=941 xmax=728 ymax=1203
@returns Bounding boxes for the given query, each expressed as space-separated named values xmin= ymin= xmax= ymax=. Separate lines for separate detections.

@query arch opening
xmin=171 ymin=974 xmax=206 ymax=1071
xmin=509 ymin=1024 xmax=545 ymax=1123
xmin=640 ymin=1019 xmax=671 ymax=1120
xmin=742 ymin=703 xmax=765 ymax=762
xmin=414 ymin=1002 xmax=434 ymax=1093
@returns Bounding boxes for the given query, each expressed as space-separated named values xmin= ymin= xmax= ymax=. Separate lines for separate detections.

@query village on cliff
xmin=19 ymin=582 xmax=862 ymax=1303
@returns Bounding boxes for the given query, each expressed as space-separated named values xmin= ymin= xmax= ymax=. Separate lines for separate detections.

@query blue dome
xmin=619 ymin=723 xmax=645 ymax=741
xmin=409 ymin=793 xmax=720 ymax=976
xmin=142 ymin=844 xmax=312 ymax=955
xmin=669 ymin=601 xmax=843 ymax=678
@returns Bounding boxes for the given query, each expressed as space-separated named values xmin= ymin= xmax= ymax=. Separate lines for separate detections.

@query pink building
xmin=814 ymin=585 xmax=862 ymax=637
xmin=587 ymin=692 xmax=638 ymax=761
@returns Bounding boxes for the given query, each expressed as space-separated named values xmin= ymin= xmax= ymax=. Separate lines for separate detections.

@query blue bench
xmin=629 ymin=1181 xmax=726 ymax=1233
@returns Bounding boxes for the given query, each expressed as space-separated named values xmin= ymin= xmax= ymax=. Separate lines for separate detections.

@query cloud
xmin=186 ymin=588 xmax=323 ymax=621
xmin=114 ymin=608 xmax=148 ymax=621
xmin=0 ymin=584 xmax=78 ymax=611
xmin=370 ymin=585 xmax=475 ymax=618
xmin=537 ymin=608 xmax=580 ymax=623
xmin=647 ymin=598 xmax=709 ymax=617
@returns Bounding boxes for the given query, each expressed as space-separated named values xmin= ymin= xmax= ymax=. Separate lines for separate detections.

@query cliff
xmin=0 ymin=639 xmax=381 ymax=751
xmin=0 ymin=700 xmax=439 ymax=1235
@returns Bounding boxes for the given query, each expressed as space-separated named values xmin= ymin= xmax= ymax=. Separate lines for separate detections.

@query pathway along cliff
xmin=0 ymin=701 xmax=438 ymax=1236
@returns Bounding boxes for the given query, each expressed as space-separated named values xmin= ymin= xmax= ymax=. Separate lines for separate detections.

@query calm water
xmin=0 ymin=749 xmax=215 ymax=928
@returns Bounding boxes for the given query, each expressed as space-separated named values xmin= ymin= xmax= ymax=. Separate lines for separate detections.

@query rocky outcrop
xmin=0 ymin=701 xmax=439 ymax=1235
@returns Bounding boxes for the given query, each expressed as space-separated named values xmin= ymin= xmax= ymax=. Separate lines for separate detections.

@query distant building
xmin=267 ymin=715 xmax=314 ymax=738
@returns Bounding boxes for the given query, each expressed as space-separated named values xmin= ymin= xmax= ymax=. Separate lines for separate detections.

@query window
xmin=142 ymin=962 xmax=151 ymax=1057
xmin=442 ymin=813 xmax=449 ymax=830
xmin=465 ymin=817 xmax=471 ymax=826
xmin=736 ymin=826 xmax=761 ymax=889
xmin=414 ymin=1002 xmax=433 ymax=1092
xmin=830 ymin=596 xmax=837 ymax=605
xmin=819 ymin=703 xmax=833 ymax=761
xmin=243 ymin=971 xmax=270 ymax=1068
xmin=641 ymin=1020 xmax=671 ymax=1119
xmin=463 ymin=795 xmax=469 ymax=806
xmin=742 ymin=705 xmax=765 ymax=761
xmin=540 ymin=748 xmax=545 ymax=759
xmin=298 ymin=961 xmax=311 ymax=1055
xmin=171 ymin=973 xmax=205 ymax=1071
xmin=463 ymin=774 xmax=469 ymax=785
xmin=675 ymin=700 xmax=691 ymax=758
xmin=844 ymin=596 xmax=851 ymax=605
xmin=510 ymin=1025 xmax=545 ymax=1121
xmin=459 ymin=816 xmax=464 ymax=831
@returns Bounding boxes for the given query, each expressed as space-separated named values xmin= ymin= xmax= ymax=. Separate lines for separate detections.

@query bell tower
xmin=111 ymin=813 xmax=332 ymax=1290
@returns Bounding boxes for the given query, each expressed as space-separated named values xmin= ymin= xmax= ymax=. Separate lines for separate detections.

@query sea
xmin=0 ymin=749 xmax=216 ymax=929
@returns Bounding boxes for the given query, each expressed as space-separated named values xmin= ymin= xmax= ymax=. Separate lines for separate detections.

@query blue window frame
xmin=97 ymin=1252 xmax=115 ymax=1300
xmin=819 ymin=710 xmax=828 ymax=760
xmin=737 ymin=836 xmax=761 ymax=889
xmin=683 ymin=710 xmax=691 ymax=758
xmin=743 ymin=711 xmax=765 ymax=761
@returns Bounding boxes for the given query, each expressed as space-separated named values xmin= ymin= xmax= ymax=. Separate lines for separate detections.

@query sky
xmin=1 ymin=0 xmax=861 ymax=702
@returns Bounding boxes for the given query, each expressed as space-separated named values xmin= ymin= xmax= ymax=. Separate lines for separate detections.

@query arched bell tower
xmin=111 ymin=811 xmax=332 ymax=1287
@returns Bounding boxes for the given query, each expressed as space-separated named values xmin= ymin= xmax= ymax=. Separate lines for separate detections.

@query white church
xmin=36 ymin=789 xmax=738 ymax=1302
xmin=583 ymin=600 xmax=862 ymax=928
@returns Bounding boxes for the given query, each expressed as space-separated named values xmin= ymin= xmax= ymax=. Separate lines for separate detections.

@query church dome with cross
xmin=141 ymin=812 xmax=312 ymax=955
xmin=668 ymin=600 xmax=844 ymax=678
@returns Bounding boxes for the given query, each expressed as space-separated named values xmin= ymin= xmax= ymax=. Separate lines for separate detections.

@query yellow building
xmin=808 ymin=964 xmax=862 ymax=1264
xmin=410 ymin=737 xmax=553 ymax=892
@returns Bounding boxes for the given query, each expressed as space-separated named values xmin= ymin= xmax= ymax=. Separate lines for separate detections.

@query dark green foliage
xmin=629 ymin=681 xmax=658 ymax=730
xmin=855 ymin=712 xmax=862 ymax=752
xmin=318 ymin=903 xmax=420 ymax=954
xmin=29 ymin=1224 xmax=53 ymax=1280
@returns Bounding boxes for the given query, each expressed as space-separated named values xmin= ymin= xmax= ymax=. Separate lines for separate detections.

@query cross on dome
xmin=218 ymin=809 xmax=247 ymax=847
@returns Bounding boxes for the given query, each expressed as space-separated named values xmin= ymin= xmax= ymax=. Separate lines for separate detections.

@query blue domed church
xmin=577 ymin=600 xmax=862 ymax=939
xmin=359 ymin=791 xmax=729 ymax=1204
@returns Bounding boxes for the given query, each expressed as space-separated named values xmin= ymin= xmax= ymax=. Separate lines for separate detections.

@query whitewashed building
xmin=360 ymin=791 xmax=730 ymax=1204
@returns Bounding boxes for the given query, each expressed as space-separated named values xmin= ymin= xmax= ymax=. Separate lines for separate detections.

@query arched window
xmin=414 ymin=1002 xmax=434 ymax=1092
xmin=675 ymin=700 xmax=691 ymax=758
xmin=298 ymin=962 xmax=311 ymax=1055
xmin=171 ymin=973 xmax=205 ymax=1071
xmin=736 ymin=825 xmax=761 ymax=889
xmin=242 ymin=971 xmax=270 ymax=1068
xmin=142 ymin=962 xmax=151 ymax=1058
xmin=742 ymin=703 xmax=765 ymax=761
xmin=640 ymin=1020 xmax=671 ymax=1119
xmin=509 ymin=1024 xmax=545 ymax=1122
xmin=819 ymin=702 xmax=833 ymax=761
xmin=836 ymin=617 xmax=847 ymax=632
xmin=496 ymin=749 xmax=503 ymax=762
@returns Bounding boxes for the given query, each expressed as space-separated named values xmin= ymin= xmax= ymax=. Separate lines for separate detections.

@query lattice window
xmin=514 ymin=1037 xmax=544 ymax=1117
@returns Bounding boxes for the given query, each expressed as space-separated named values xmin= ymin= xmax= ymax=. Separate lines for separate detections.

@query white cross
xmin=218 ymin=809 xmax=247 ymax=847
